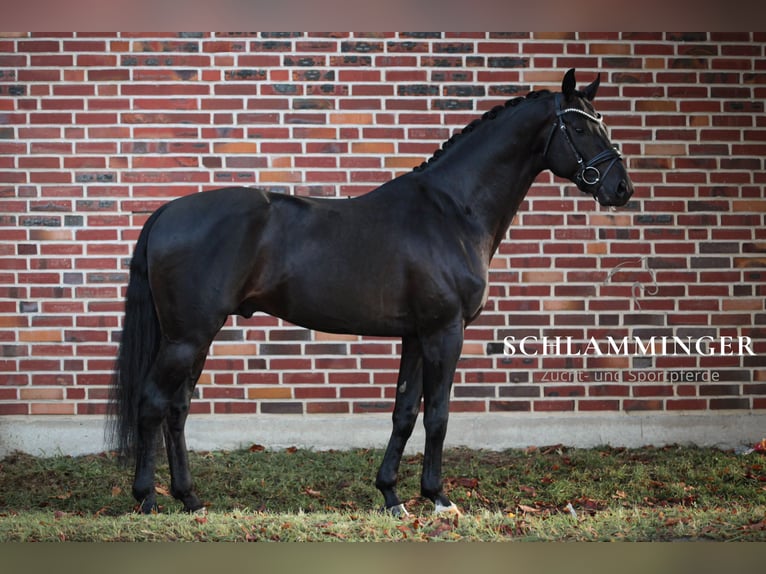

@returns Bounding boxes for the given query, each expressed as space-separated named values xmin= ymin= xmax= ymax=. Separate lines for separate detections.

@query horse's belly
xmin=282 ymin=278 xmax=411 ymax=337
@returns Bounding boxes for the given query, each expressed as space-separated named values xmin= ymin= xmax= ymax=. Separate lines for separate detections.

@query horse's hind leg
xmin=162 ymin=348 xmax=208 ymax=512
xmin=132 ymin=340 xmax=208 ymax=513
xmin=375 ymin=336 xmax=423 ymax=516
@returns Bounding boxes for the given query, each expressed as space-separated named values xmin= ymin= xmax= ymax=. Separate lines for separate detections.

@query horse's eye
xmin=574 ymin=127 xmax=585 ymax=134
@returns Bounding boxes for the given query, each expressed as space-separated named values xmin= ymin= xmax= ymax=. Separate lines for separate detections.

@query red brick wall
xmin=1 ymin=32 xmax=764 ymax=419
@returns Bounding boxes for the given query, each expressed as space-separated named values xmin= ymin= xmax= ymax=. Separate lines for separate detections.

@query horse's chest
xmin=463 ymin=272 xmax=489 ymax=323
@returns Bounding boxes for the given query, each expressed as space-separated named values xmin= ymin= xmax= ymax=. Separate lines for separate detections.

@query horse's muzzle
xmin=596 ymin=178 xmax=633 ymax=207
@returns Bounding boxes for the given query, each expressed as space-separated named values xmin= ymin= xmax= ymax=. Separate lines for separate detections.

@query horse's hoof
xmin=181 ymin=494 xmax=205 ymax=514
xmin=383 ymin=503 xmax=410 ymax=518
xmin=138 ymin=500 xmax=158 ymax=515
xmin=434 ymin=501 xmax=462 ymax=516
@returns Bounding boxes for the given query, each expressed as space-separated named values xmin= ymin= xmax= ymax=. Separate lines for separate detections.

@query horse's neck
xmin=424 ymin=99 xmax=551 ymax=254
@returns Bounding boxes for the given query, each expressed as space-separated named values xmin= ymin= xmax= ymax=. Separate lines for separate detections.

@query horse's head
xmin=543 ymin=69 xmax=634 ymax=207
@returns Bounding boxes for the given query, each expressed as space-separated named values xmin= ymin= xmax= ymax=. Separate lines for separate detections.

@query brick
xmin=30 ymin=403 xmax=75 ymax=415
xmin=489 ymin=400 xmax=530 ymax=412
xmin=667 ymin=399 xmax=707 ymax=410
xmin=624 ymin=400 xmax=664 ymax=411
xmin=579 ymin=400 xmax=620 ymax=411
xmin=330 ymin=113 xmax=373 ymax=125
xmin=18 ymin=330 xmax=61 ymax=342
xmin=20 ymin=388 xmax=64 ymax=400
xmin=533 ymin=400 xmax=575 ymax=412
xmin=214 ymin=402 xmax=258 ymax=414
xmin=0 ymin=403 xmax=28 ymax=415
xmin=307 ymin=401 xmax=349 ymax=414
xmin=709 ymin=398 xmax=751 ymax=409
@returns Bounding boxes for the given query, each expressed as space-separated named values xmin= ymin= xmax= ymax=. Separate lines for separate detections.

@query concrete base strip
xmin=0 ymin=412 xmax=761 ymax=458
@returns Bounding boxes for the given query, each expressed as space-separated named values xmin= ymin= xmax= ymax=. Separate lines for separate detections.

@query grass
xmin=1 ymin=445 xmax=765 ymax=541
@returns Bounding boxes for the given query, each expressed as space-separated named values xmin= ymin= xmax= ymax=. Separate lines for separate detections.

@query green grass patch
xmin=1 ymin=445 xmax=765 ymax=541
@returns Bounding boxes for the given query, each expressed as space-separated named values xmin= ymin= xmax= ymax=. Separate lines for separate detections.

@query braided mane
xmin=413 ymin=89 xmax=552 ymax=172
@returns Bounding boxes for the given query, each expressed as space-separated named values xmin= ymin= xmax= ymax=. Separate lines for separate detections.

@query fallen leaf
xmin=573 ymin=497 xmax=604 ymax=512
xmin=111 ymin=486 xmax=122 ymax=497
xmin=518 ymin=504 xmax=541 ymax=514
xmin=194 ymin=515 xmax=208 ymax=525
xmin=53 ymin=492 xmax=72 ymax=500
xmin=456 ymin=477 xmax=479 ymax=489
xmin=613 ymin=489 xmax=627 ymax=499
xmin=286 ymin=446 xmax=298 ymax=454
xmin=742 ymin=520 xmax=766 ymax=531
xmin=155 ymin=484 xmax=170 ymax=496
xmin=428 ymin=519 xmax=454 ymax=538
xmin=249 ymin=444 xmax=265 ymax=452
xmin=513 ymin=519 xmax=530 ymax=536
xmin=304 ymin=487 xmax=322 ymax=498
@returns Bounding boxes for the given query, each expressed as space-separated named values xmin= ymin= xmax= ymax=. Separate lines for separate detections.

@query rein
xmin=543 ymin=93 xmax=623 ymax=188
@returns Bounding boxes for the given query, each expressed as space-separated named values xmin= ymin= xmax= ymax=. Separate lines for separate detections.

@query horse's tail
xmin=107 ymin=204 xmax=169 ymax=462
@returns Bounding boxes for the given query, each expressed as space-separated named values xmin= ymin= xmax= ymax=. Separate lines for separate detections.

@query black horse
xmin=109 ymin=69 xmax=633 ymax=515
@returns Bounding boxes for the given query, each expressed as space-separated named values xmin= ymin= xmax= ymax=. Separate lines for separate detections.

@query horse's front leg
xmin=376 ymin=336 xmax=423 ymax=516
xmin=420 ymin=320 xmax=464 ymax=514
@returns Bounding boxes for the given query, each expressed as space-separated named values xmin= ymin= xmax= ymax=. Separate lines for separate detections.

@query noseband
xmin=543 ymin=93 xmax=622 ymax=188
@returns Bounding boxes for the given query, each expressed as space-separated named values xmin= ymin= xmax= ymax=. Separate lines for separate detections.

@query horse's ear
xmin=583 ymin=73 xmax=601 ymax=101
xmin=562 ymin=68 xmax=577 ymax=100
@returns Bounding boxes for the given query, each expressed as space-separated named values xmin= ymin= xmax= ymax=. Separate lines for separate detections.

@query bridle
xmin=543 ymin=93 xmax=623 ymax=189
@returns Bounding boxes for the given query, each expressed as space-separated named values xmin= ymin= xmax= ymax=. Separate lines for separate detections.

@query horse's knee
xmin=423 ymin=409 xmax=448 ymax=441
xmin=140 ymin=342 xmax=200 ymax=419
xmin=165 ymin=396 xmax=191 ymax=429
xmin=137 ymin=389 xmax=168 ymax=426
xmin=161 ymin=341 xmax=199 ymax=369
xmin=392 ymin=405 xmax=419 ymax=437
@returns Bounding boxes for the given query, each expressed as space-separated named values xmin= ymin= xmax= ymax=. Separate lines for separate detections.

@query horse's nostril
xmin=618 ymin=179 xmax=631 ymax=198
